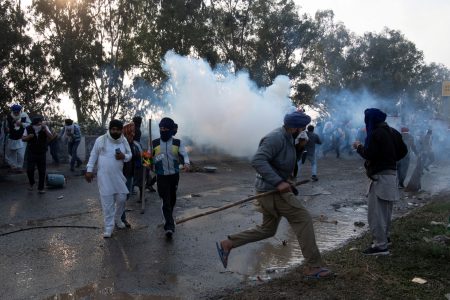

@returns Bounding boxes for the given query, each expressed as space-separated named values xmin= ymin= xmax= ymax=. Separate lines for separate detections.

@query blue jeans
xmin=297 ymin=153 xmax=318 ymax=177
xmin=68 ymin=140 xmax=82 ymax=169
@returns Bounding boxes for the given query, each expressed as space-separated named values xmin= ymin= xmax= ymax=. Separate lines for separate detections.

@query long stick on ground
xmin=174 ymin=179 xmax=310 ymax=226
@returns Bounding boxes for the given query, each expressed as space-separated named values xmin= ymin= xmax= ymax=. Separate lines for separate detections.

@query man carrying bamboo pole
xmin=216 ymin=111 xmax=333 ymax=279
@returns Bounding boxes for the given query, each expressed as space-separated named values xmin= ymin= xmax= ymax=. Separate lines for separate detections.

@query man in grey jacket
xmin=216 ymin=111 xmax=332 ymax=279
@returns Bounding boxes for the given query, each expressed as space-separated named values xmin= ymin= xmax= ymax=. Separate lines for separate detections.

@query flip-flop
xmin=304 ymin=267 xmax=334 ymax=279
xmin=216 ymin=241 xmax=230 ymax=268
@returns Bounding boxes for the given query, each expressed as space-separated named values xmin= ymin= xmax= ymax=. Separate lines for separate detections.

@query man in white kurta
xmin=85 ymin=120 xmax=132 ymax=238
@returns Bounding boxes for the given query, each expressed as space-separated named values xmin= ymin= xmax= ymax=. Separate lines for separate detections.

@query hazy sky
xmin=296 ymin=0 xmax=450 ymax=68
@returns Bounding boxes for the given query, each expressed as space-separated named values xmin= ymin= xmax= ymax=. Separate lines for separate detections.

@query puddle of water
xmin=239 ymin=203 xmax=369 ymax=280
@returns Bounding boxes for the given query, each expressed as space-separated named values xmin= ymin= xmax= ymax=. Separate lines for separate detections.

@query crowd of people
xmin=0 ymin=103 xmax=444 ymax=279
xmin=293 ymin=114 xmax=439 ymax=188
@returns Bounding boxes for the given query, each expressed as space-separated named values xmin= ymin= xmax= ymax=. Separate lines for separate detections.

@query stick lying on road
xmin=168 ymin=179 xmax=311 ymax=226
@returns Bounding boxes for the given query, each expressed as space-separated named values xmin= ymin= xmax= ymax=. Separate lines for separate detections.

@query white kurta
xmin=87 ymin=135 xmax=132 ymax=196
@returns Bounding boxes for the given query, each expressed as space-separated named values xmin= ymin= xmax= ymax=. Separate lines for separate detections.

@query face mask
xmin=292 ymin=130 xmax=300 ymax=139
xmin=160 ymin=130 xmax=173 ymax=142
xmin=110 ymin=132 xmax=121 ymax=140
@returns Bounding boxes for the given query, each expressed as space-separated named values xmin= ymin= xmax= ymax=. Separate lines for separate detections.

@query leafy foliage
xmin=0 ymin=0 xmax=449 ymax=123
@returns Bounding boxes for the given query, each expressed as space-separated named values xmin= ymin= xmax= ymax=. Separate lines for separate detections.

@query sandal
xmin=216 ymin=241 xmax=230 ymax=268
xmin=304 ymin=267 xmax=334 ymax=279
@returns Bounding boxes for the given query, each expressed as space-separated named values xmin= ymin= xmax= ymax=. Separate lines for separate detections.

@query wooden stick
xmin=173 ymin=179 xmax=310 ymax=225
xmin=140 ymin=118 xmax=152 ymax=214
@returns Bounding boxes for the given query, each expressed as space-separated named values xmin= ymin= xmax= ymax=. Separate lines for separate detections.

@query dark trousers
xmin=48 ymin=139 xmax=59 ymax=163
xmin=27 ymin=153 xmax=47 ymax=191
xmin=157 ymin=173 xmax=180 ymax=231
xmin=68 ymin=141 xmax=82 ymax=169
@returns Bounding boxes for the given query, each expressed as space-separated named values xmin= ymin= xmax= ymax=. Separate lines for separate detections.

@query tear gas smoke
xmin=158 ymin=51 xmax=295 ymax=158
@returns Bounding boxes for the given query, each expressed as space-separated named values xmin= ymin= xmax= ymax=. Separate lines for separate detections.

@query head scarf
xmin=132 ymin=116 xmax=142 ymax=127
xmin=364 ymin=108 xmax=387 ymax=148
xmin=283 ymin=111 xmax=311 ymax=128
xmin=159 ymin=117 xmax=175 ymax=130
xmin=10 ymin=104 xmax=22 ymax=112
xmin=123 ymin=122 xmax=135 ymax=142
xmin=31 ymin=116 xmax=43 ymax=125
xmin=109 ymin=119 xmax=124 ymax=130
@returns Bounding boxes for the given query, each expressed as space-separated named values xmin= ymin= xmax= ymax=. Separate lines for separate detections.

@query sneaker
xmin=103 ymin=231 xmax=112 ymax=238
xmin=38 ymin=190 xmax=46 ymax=194
xmin=371 ymin=237 xmax=392 ymax=247
xmin=362 ymin=246 xmax=390 ymax=256
xmin=123 ymin=220 xmax=131 ymax=228
xmin=27 ymin=185 xmax=34 ymax=191
xmin=311 ymin=175 xmax=318 ymax=182
xmin=165 ymin=229 xmax=173 ymax=239
xmin=115 ymin=221 xmax=126 ymax=229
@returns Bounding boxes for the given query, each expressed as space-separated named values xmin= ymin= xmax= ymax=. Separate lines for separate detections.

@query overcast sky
xmin=296 ymin=0 xmax=450 ymax=68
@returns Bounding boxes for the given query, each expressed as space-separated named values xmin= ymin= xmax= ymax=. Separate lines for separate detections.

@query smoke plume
xmin=159 ymin=51 xmax=294 ymax=158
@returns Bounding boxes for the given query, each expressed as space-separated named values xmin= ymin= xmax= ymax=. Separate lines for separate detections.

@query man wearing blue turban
xmin=217 ymin=110 xmax=333 ymax=279
xmin=353 ymin=108 xmax=407 ymax=255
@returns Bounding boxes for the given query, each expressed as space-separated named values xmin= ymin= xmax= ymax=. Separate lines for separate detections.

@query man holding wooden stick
xmin=216 ymin=110 xmax=333 ymax=279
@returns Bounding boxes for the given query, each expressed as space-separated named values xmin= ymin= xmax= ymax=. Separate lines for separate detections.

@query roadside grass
xmin=220 ymin=194 xmax=450 ymax=300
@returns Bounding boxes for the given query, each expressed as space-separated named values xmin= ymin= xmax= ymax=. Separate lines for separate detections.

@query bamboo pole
xmin=140 ymin=118 xmax=152 ymax=214
xmin=173 ymin=179 xmax=311 ymax=226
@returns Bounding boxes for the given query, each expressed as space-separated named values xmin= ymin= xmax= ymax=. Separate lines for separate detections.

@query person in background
xmin=298 ymin=125 xmax=322 ymax=181
xmin=121 ymin=122 xmax=141 ymax=228
xmin=85 ymin=120 xmax=132 ymax=238
xmin=217 ymin=111 xmax=333 ymax=279
xmin=60 ymin=119 xmax=83 ymax=171
xmin=353 ymin=108 xmax=407 ymax=255
xmin=22 ymin=116 xmax=55 ymax=193
xmin=420 ymin=129 xmax=434 ymax=172
xmin=152 ymin=117 xmax=190 ymax=239
xmin=397 ymin=127 xmax=417 ymax=188
xmin=47 ymin=122 xmax=60 ymax=165
xmin=5 ymin=104 xmax=30 ymax=172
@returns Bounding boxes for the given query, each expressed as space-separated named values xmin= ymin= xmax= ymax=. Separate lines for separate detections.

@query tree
xmin=87 ymin=0 xmax=143 ymax=127
xmin=33 ymin=0 xmax=98 ymax=124
xmin=352 ymin=29 xmax=425 ymax=100
xmin=0 ymin=0 xmax=23 ymax=115
xmin=305 ymin=10 xmax=352 ymax=92
xmin=249 ymin=0 xmax=317 ymax=104
xmin=1 ymin=1 xmax=60 ymax=117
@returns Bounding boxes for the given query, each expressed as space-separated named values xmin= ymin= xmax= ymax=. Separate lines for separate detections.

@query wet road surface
xmin=1 ymin=155 xmax=448 ymax=299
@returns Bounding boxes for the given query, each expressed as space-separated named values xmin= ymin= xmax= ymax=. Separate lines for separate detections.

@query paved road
xmin=0 ymin=155 xmax=447 ymax=299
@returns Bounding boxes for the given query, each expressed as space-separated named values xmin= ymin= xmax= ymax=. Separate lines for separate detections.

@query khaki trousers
xmin=228 ymin=192 xmax=322 ymax=267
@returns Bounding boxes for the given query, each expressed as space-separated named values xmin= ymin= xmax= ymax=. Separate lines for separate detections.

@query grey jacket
xmin=252 ymin=127 xmax=297 ymax=192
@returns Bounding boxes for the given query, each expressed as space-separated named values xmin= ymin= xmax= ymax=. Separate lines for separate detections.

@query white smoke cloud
xmin=159 ymin=51 xmax=295 ymax=158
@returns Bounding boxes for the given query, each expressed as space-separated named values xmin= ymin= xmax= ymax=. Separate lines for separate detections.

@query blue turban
xmin=11 ymin=104 xmax=22 ymax=112
xmin=283 ymin=111 xmax=311 ymax=128
xmin=159 ymin=117 xmax=175 ymax=130
xmin=364 ymin=108 xmax=387 ymax=148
